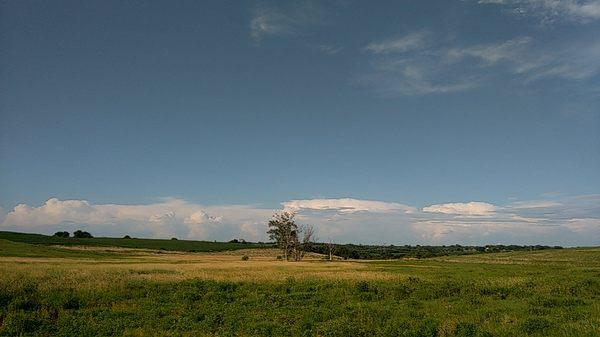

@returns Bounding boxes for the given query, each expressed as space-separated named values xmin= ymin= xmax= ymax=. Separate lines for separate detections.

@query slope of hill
xmin=0 ymin=231 xmax=272 ymax=252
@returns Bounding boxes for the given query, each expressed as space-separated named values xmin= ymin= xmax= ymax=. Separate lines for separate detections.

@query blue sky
xmin=1 ymin=0 xmax=599 ymax=245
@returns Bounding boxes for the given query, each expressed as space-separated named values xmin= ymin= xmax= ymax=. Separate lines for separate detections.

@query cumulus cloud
xmin=1 ymin=195 xmax=598 ymax=245
xmin=0 ymin=198 xmax=272 ymax=241
xmin=422 ymin=202 xmax=497 ymax=216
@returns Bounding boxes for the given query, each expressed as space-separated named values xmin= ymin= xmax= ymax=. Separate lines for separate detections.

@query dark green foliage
xmin=53 ymin=231 xmax=69 ymax=238
xmin=306 ymin=243 xmax=562 ymax=260
xmin=72 ymin=230 xmax=93 ymax=238
xmin=123 ymin=235 xmax=131 ymax=239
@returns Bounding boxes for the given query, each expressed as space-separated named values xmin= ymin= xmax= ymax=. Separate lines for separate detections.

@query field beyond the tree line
xmin=0 ymin=234 xmax=599 ymax=336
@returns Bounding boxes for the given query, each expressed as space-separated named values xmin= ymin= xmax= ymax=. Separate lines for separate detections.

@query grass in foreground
xmin=0 ymin=240 xmax=599 ymax=337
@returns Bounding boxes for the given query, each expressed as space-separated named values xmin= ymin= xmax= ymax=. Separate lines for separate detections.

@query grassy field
xmin=0 ymin=239 xmax=599 ymax=337
xmin=0 ymin=231 xmax=271 ymax=252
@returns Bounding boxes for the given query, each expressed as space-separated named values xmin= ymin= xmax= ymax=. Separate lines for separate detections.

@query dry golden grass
xmin=0 ymin=247 xmax=400 ymax=293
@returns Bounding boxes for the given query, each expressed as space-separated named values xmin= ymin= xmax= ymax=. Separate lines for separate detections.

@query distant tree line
xmin=53 ymin=230 xmax=93 ymax=238
xmin=305 ymin=243 xmax=562 ymax=260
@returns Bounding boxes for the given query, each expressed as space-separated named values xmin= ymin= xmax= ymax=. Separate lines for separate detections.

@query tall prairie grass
xmin=1 ymin=240 xmax=599 ymax=336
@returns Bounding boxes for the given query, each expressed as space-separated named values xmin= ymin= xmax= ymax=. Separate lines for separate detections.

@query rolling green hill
xmin=0 ymin=231 xmax=272 ymax=252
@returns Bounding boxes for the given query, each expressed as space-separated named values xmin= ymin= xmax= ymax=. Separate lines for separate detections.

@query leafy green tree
xmin=267 ymin=212 xmax=315 ymax=261
xmin=53 ymin=231 xmax=69 ymax=238
xmin=73 ymin=230 xmax=93 ymax=238
xmin=267 ymin=211 xmax=298 ymax=261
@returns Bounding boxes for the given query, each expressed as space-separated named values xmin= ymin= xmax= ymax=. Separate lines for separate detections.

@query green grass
xmin=0 ymin=231 xmax=272 ymax=252
xmin=0 ymin=239 xmax=124 ymax=259
xmin=0 ymin=239 xmax=599 ymax=336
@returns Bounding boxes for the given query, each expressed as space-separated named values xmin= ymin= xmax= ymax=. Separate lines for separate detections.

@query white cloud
xmin=1 ymin=198 xmax=272 ymax=241
xmin=508 ymin=200 xmax=563 ymax=209
xmin=565 ymin=218 xmax=600 ymax=234
xmin=361 ymin=31 xmax=600 ymax=96
xmin=446 ymin=37 xmax=532 ymax=64
xmin=365 ymin=31 xmax=429 ymax=54
xmin=319 ymin=44 xmax=342 ymax=55
xmin=478 ymin=0 xmax=600 ymax=23
xmin=1 ymin=195 xmax=598 ymax=245
xmin=250 ymin=8 xmax=294 ymax=42
xmin=422 ymin=202 xmax=497 ymax=216
xmin=282 ymin=198 xmax=416 ymax=214
xmin=250 ymin=3 xmax=326 ymax=43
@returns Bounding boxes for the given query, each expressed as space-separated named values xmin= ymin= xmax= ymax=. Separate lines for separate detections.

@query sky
xmin=1 ymin=0 xmax=599 ymax=246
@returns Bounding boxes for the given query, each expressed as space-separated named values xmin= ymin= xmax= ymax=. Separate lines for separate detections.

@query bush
xmin=73 ymin=230 xmax=92 ymax=238
xmin=171 ymin=237 xmax=178 ymax=240
xmin=123 ymin=235 xmax=132 ymax=239
xmin=241 ymin=255 xmax=249 ymax=261
xmin=53 ymin=231 xmax=70 ymax=238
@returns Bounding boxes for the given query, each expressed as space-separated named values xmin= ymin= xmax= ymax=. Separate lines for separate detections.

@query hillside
xmin=0 ymin=231 xmax=272 ymax=252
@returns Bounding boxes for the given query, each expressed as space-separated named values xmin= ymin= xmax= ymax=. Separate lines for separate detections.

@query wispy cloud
xmin=361 ymin=31 xmax=600 ymax=96
xmin=365 ymin=31 xmax=430 ymax=54
xmin=422 ymin=202 xmax=497 ymax=216
xmin=249 ymin=2 xmax=326 ymax=43
xmin=319 ymin=44 xmax=343 ymax=55
xmin=445 ymin=37 xmax=532 ymax=65
xmin=250 ymin=7 xmax=295 ymax=42
xmin=283 ymin=198 xmax=416 ymax=214
xmin=477 ymin=0 xmax=600 ymax=24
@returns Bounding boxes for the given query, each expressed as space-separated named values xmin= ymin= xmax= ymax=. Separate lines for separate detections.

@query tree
xmin=73 ymin=230 xmax=93 ymax=238
xmin=267 ymin=211 xmax=298 ymax=261
xmin=325 ymin=239 xmax=336 ymax=261
xmin=53 ymin=231 xmax=70 ymax=238
xmin=267 ymin=212 xmax=316 ymax=261
xmin=292 ymin=224 xmax=315 ymax=261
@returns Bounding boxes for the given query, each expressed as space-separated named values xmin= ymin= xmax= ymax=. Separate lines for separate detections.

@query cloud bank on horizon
xmin=1 ymin=195 xmax=598 ymax=246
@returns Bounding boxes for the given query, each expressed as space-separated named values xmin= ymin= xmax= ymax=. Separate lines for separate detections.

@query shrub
xmin=171 ymin=237 xmax=178 ymax=240
xmin=123 ymin=235 xmax=132 ymax=239
xmin=241 ymin=255 xmax=249 ymax=261
xmin=73 ymin=230 xmax=93 ymax=238
xmin=53 ymin=231 xmax=69 ymax=238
